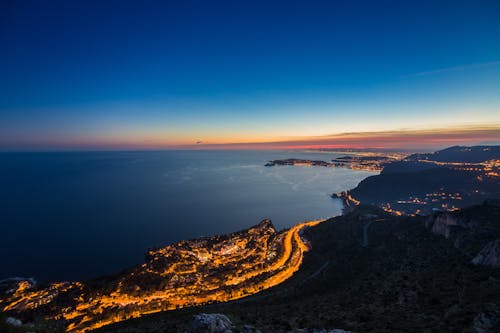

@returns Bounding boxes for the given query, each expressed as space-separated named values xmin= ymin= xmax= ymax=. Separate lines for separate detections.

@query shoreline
xmin=1 ymin=219 xmax=326 ymax=333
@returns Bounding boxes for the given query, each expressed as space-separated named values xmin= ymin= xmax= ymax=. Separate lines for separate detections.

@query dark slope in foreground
xmin=80 ymin=203 xmax=500 ymax=333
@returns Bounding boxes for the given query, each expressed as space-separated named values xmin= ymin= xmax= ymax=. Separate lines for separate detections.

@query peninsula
xmin=265 ymin=152 xmax=403 ymax=172
xmin=2 ymin=146 xmax=499 ymax=333
xmin=0 ymin=220 xmax=322 ymax=333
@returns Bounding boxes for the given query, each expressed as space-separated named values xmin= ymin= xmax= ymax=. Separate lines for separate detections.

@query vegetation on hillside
xmin=95 ymin=203 xmax=500 ymax=333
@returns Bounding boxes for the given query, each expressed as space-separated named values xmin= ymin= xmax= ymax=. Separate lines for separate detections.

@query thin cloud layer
xmin=188 ymin=125 xmax=500 ymax=151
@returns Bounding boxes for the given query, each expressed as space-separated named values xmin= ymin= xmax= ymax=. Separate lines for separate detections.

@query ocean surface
xmin=0 ymin=150 xmax=376 ymax=282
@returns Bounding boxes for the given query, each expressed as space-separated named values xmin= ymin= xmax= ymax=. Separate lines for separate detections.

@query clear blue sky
xmin=0 ymin=0 xmax=499 ymax=149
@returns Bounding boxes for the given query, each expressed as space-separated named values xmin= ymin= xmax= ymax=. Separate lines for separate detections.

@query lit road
xmin=3 ymin=219 xmax=325 ymax=333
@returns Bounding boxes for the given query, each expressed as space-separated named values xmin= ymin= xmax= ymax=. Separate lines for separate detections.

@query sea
xmin=0 ymin=150 xmax=376 ymax=282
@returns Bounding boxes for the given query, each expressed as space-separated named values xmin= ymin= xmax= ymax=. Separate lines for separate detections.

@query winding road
xmin=4 ymin=219 xmax=326 ymax=333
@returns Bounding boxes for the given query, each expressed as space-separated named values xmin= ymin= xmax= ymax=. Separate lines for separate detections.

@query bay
xmin=0 ymin=150 xmax=376 ymax=282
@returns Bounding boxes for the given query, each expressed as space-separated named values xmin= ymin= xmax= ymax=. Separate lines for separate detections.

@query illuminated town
xmin=338 ymin=156 xmax=500 ymax=216
xmin=265 ymin=152 xmax=405 ymax=172
xmin=0 ymin=219 xmax=322 ymax=333
xmin=267 ymin=148 xmax=500 ymax=217
xmin=1 ymin=0 xmax=499 ymax=331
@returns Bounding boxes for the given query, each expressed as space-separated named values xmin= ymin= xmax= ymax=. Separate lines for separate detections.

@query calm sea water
xmin=0 ymin=150 xmax=375 ymax=282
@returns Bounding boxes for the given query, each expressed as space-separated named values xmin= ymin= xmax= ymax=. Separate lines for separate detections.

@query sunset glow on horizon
xmin=3 ymin=124 xmax=498 ymax=152
xmin=1 ymin=1 xmax=499 ymax=151
xmin=1 ymin=2 xmax=500 ymax=332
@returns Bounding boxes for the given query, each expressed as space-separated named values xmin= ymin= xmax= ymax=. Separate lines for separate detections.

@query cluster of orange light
xmin=381 ymin=204 xmax=403 ymax=216
xmin=1 ymin=220 xmax=323 ymax=333
xmin=419 ymin=158 xmax=500 ymax=177
xmin=343 ymin=193 xmax=361 ymax=206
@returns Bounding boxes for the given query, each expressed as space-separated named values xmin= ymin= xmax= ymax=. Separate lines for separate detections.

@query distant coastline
xmin=264 ymin=152 xmax=403 ymax=172
xmin=0 ymin=150 xmax=371 ymax=282
xmin=1 ymin=145 xmax=499 ymax=332
xmin=268 ymin=145 xmax=500 ymax=216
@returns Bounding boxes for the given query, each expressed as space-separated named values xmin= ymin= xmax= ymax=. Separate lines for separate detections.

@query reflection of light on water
xmin=1 ymin=151 xmax=378 ymax=284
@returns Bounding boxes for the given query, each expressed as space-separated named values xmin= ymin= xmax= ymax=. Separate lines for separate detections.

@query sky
xmin=0 ymin=0 xmax=499 ymax=150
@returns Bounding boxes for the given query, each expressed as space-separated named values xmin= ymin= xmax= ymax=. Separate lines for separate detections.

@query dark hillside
xmin=381 ymin=161 xmax=440 ymax=174
xmin=406 ymin=146 xmax=500 ymax=163
xmin=94 ymin=203 xmax=500 ymax=333
xmin=351 ymin=168 xmax=492 ymax=203
xmin=346 ymin=146 xmax=500 ymax=214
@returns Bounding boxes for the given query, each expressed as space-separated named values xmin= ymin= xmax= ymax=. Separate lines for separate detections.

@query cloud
xmin=406 ymin=61 xmax=500 ymax=77
xmin=4 ymin=124 xmax=498 ymax=152
xmin=185 ymin=124 xmax=500 ymax=151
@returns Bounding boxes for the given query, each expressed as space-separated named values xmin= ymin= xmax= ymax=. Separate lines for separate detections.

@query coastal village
xmin=267 ymin=147 xmax=500 ymax=216
xmin=2 ymin=146 xmax=499 ymax=332
xmin=0 ymin=219 xmax=322 ymax=333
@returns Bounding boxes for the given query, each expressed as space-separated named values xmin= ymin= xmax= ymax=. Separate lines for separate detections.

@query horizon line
xmin=2 ymin=125 xmax=499 ymax=152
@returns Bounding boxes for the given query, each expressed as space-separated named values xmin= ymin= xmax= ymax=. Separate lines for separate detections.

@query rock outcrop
xmin=185 ymin=314 xmax=262 ymax=333
xmin=473 ymin=305 xmax=500 ymax=333
xmin=472 ymin=239 xmax=500 ymax=268
xmin=187 ymin=313 xmax=233 ymax=333
xmin=184 ymin=314 xmax=351 ymax=333
xmin=424 ymin=204 xmax=500 ymax=268
xmin=5 ymin=316 xmax=22 ymax=327
xmin=426 ymin=213 xmax=467 ymax=239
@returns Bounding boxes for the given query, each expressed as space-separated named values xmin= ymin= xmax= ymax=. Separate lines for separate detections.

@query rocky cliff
xmin=472 ymin=239 xmax=500 ymax=268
